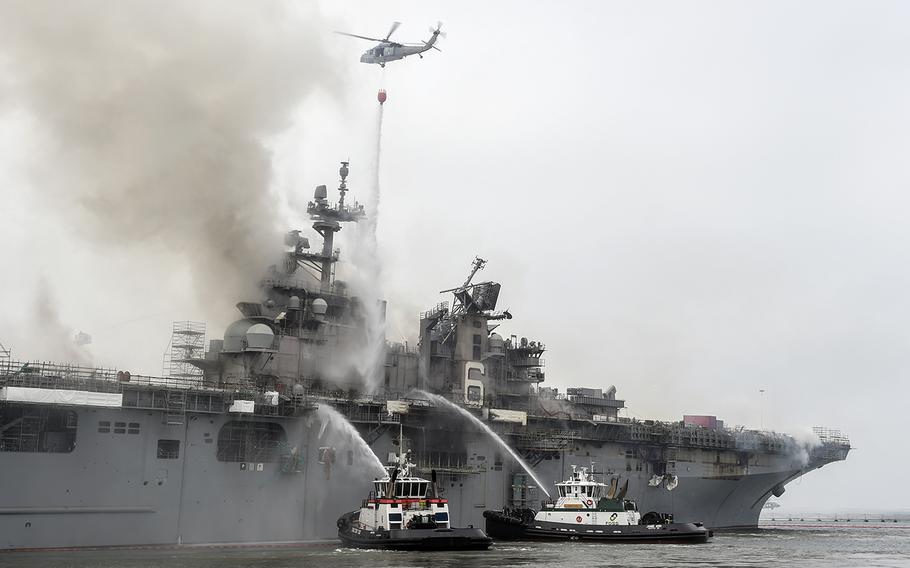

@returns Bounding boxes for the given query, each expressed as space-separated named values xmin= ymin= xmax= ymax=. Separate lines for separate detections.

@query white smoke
xmin=0 ymin=1 xmax=341 ymax=322
xmin=29 ymin=278 xmax=93 ymax=365
xmin=788 ymin=427 xmax=823 ymax=467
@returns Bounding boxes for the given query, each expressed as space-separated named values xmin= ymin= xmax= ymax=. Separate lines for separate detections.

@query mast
xmin=290 ymin=161 xmax=365 ymax=292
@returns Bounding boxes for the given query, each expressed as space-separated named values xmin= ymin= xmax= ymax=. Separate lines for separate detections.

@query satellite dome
xmin=223 ymin=320 xmax=253 ymax=352
xmin=245 ymin=323 xmax=274 ymax=351
xmin=311 ymin=298 xmax=328 ymax=316
xmin=289 ymin=295 xmax=301 ymax=309
xmin=489 ymin=333 xmax=505 ymax=354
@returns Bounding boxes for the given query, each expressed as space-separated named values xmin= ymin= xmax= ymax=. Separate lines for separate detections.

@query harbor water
xmin=2 ymin=523 xmax=907 ymax=568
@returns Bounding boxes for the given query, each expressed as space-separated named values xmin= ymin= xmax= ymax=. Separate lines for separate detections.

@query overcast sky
xmin=1 ymin=1 xmax=908 ymax=511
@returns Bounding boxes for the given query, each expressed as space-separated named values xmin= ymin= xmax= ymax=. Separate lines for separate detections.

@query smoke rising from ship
xmin=788 ymin=427 xmax=822 ymax=467
xmin=31 ymin=278 xmax=93 ymax=365
xmin=0 ymin=1 xmax=340 ymax=325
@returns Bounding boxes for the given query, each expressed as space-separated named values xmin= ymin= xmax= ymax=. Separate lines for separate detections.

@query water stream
xmin=315 ymin=403 xmax=387 ymax=477
xmin=414 ymin=390 xmax=551 ymax=498
xmin=348 ymin=88 xmax=387 ymax=393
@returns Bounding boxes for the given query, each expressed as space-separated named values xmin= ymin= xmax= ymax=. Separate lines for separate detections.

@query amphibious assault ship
xmin=0 ymin=163 xmax=850 ymax=550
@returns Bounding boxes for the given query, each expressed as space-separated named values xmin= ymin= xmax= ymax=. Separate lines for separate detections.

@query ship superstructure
xmin=0 ymin=162 xmax=850 ymax=550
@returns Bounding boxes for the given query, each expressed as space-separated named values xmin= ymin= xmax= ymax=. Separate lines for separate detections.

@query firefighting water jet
xmin=316 ymin=404 xmax=386 ymax=477
xmin=415 ymin=390 xmax=551 ymax=498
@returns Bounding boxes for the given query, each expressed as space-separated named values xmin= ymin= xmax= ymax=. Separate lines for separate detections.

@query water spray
xmin=414 ymin=390 xmax=551 ymax=498
xmin=316 ymin=403 xmax=386 ymax=477
xmin=346 ymin=86 xmax=388 ymax=393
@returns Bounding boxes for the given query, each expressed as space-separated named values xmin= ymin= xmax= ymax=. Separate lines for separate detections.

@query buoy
xmin=377 ymin=89 xmax=387 ymax=104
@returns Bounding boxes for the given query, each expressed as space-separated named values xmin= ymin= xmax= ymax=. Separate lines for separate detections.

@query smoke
xmin=788 ymin=427 xmax=823 ymax=467
xmin=0 ymin=1 xmax=341 ymax=320
xmin=29 ymin=278 xmax=93 ymax=365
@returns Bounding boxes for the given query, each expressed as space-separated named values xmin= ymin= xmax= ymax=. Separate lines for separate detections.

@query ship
xmin=336 ymin=423 xmax=492 ymax=550
xmin=0 ymin=162 xmax=850 ymax=550
xmin=483 ymin=465 xmax=710 ymax=543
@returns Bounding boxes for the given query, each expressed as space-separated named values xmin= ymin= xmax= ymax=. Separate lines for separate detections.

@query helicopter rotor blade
xmin=335 ymin=31 xmax=385 ymax=42
xmin=385 ymin=21 xmax=401 ymax=41
xmin=429 ymin=21 xmax=447 ymax=39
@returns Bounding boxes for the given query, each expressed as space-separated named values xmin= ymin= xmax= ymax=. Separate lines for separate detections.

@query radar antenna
xmin=462 ymin=256 xmax=486 ymax=288
xmin=290 ymin=161 xmax=366 ymax=292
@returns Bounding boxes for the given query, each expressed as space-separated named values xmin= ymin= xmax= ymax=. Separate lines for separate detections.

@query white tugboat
xmin=337 ymin=426 xmax=492 ymax=550
xmin=484 ymin=465 xmax=711 ymax=544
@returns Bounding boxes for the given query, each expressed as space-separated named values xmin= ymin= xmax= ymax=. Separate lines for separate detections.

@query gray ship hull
xmin=1 ymin=407 xmax=319 ymax=549
xmin=0 ymin=403 xmax=844 ymax=550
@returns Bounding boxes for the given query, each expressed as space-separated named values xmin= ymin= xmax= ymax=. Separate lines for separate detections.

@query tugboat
xmin=337 ymin=426 xmax=492 ymax=551
xmin=483 ymin=465 xmax=711 ymax=544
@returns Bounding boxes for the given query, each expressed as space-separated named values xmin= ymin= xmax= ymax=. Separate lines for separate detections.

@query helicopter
xmin=335 ymin=21 xmax=445 ymax=67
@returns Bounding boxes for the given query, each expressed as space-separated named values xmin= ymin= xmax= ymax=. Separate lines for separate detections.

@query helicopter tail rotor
xmin=429 ymin=22 xmax=447 ymax=39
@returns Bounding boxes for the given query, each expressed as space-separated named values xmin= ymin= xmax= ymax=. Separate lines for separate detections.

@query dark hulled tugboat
xmin=484 ymin=465 xmax=711 ymax=544
xmin=337 ymin=427 xmax=492 ymax=551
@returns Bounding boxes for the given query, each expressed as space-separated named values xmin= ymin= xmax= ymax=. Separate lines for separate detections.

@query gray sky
xmin=1 ymin=1 xmax=908 ymax=511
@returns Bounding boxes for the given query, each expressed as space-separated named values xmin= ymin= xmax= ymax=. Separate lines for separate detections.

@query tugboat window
xmin=216 ymin=421 xmax=287 ymax=463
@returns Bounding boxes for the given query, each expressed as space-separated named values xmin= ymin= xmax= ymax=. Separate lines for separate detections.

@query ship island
xmin=0 ymin=162 xmax=850 ymax=549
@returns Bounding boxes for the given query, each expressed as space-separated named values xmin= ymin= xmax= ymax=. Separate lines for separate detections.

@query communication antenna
xmin=462 ymin=257 xmax=487 ymax=288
